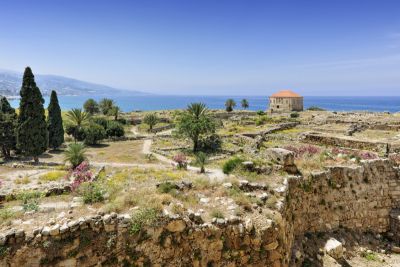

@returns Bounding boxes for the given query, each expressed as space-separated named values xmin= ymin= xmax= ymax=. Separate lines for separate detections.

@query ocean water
xmin=9 ymin=95 xmax=400 ymax=113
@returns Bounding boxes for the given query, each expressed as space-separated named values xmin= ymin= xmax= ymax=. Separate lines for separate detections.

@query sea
xmin=8 ymin=95 xmax=400 ymax=113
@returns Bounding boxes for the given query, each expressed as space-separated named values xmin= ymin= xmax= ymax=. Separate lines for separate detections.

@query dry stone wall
xmin=1 ymin=159 xmax=400 ymax=266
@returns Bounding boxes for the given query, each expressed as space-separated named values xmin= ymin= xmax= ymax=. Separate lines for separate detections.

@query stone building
xmin=268 ymin=90 xmax=303 ymax=113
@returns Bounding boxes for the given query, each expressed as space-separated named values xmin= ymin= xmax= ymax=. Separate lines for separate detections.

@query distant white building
xmin=268 ymin=90 xmax=303 ymax=113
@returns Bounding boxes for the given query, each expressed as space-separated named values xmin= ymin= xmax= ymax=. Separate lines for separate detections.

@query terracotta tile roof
xmin=270 ymin=90 xmax=302 ymax=98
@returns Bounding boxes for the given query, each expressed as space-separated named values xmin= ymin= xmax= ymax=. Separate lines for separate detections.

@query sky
xmin=1 ymin=0 xmax=400 ymax=96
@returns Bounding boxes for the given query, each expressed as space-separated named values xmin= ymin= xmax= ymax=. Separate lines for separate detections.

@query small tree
xmin=225 ymin=99 xmax=236 ymax=112
xmin=47 ymin=91 xmax=64 ymax=150
xmin=175 ymin=103 xmax=217 ymax=152
xmin=106 ymin=121 xmax=125 ymax=138
xmin=195 ymin=152 xmax=208 ymax=173
xmin=0 ymin=97 xmax=17 ymax=159
xmin=99 ymin=98 xmax=115 ymax=115
xmin=83 ymin=123 xmax=106 ymax=145
xmin=241 ymin=99 xmax=249 ymax=109
xmin=83 ymin=99 xmax=99 ymax=115
xmin=108 ymin=105 xmax=121 ymax=120
xmin=66 ymin=108 xmax=90 ymax=142
xmin=17 ymin=67 xmax=48 ymax=163
xmin=143 ymin=113 xmax=159 ymax=132
xmin=64 ymin=143 xmax=87 ymax=169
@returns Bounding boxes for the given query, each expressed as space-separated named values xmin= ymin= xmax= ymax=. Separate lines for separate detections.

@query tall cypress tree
xmin=47 ymin=90 xmax=64 ymax=150
xmin=17 ymin=67 xmax=48 ymax=163
xmin=0 ymin=97 xmax=17 ymax=159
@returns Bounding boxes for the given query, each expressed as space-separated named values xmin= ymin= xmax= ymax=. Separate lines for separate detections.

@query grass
xmin=14 ymin=176 xmax=31 ymax=185
xmin=210 ymin=209 xmax=225 ymax=219
xmin=130 ymin=208 xmax=160 ymax=234
xmin=362 ymin=251 xmax=379 ymax=261
xmin=0 ymin=207 xmax=16 ymax=221
xmin=39 ymin=171 xmax=67 ymax=182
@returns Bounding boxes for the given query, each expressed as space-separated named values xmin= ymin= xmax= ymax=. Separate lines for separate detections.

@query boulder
xmin=324 ymin=238 xmax=343 ymax=259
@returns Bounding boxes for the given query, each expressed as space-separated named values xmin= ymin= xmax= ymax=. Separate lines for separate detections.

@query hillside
xmin=0 ymin=69 xmax=147 ymax=97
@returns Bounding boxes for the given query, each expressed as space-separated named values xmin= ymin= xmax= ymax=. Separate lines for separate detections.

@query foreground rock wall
xmin=1 ymin=159 xmax=400 ymax=267
xmin=287 ymin=159 xmax=400 ymax=234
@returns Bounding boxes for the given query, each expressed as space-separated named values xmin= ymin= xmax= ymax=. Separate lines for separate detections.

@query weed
xmin=210 ymin=209 xmax=224 ymax=219
xmin=222 ymin=157 xmax=243 ymax=174
xmin=14 ymin=176 xmax=31 ymax=185
xmin=130 ymin=208 xmax=160 ymax=235
xmin=77 ymin=182 xmax=105 ymax=204
xmin=39 ymin=171 xmax=66 ymax=182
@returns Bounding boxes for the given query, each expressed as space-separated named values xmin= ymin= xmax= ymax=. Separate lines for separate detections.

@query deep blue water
xmin=8 ymin=95 xmax=400 ymax=113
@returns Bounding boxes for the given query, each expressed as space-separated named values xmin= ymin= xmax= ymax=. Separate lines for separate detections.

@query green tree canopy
xmin=83 ymin=98 xmax=100 ymax=115
xmin=0 ymin=97 xmax=17 ymax=159
xmin=225 ymin=99 xmax=236 ymax=112
xmin=241 ymin=99 xmax=249 ymax=109
xmin=17 ymin=67 xmax=48 ymax=163
xmin=175 ymin=103 xmax=217 ymax=152
xmin=143 ymin=113 xmax=159 ymax=132
xmin=47 ymin=91 xmax=64 ymax=149
xmin=66 ymin=108 xmax=90 ymax=142
xmin=108 ymin=105 xmax=121 ymax=120
xmin=99 ymin=98 xmax=115 ymax=115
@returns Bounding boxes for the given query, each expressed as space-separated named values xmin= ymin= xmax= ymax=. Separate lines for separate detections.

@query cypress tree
xmin=0 ymin=97 xmax=17 ymax=159
xmin=47 ymin=90 xmax=64 ymax=150
xmin=17 ymin=67 xmax=48 ymax=163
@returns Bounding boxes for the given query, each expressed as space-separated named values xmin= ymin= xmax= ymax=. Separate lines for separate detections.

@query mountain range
xmin=0 ymin=69 xmax=147 ymax=97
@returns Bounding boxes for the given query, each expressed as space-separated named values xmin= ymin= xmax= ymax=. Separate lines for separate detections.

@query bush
xmin=255 ymin=115 xmax=271 ymax=126
xmin=92 ymin=117 xmax=108 ymax=129
xmin=117 ymin=118 xmax=127 ymax=125
xmin=78 ymin=182 xmax=105 ymax=204
xmin=65 ymin=123 xmax=85 ymax=141
xmin=106 ymin=121 xmax=125 ymax=138
xmin=157 ymin=181 xmax=177 ymax=194
xmin=222 ymin=157 xmax=243 ymax=174
xmin=130 ymin=208 xmax=160 ymax=234
xmin=83 ymin=123 xmax=106 ymax=145
xmin=256 ymin=110 xmax=265 ymax=115
xmin=172 ymin=154 xmax=188 ymax=169
xmin=290 ymin=112 xmax=299 ymax=118
xmin=64 ymin=143 xmax=87 ymax=169
xmin=68 ymin=161 xmax=93 ymax=190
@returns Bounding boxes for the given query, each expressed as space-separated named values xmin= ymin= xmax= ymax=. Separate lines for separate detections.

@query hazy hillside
xmin=0 ymin=69 xmax=147 ymax=97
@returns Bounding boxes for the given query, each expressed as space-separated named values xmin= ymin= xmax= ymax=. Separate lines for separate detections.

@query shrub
xmin=65 ymin=123 xmax=85 ymax=141
xmin=255 ymin=115 xmax=271 ymax=126
xmin=68 ymin=161 xmax=93 ymax=190
xmin=116 ymin=118 xmax=127 ymax=125
xmin=157 ymin=181 xmax=177 ymax=194
xmin=39 ymin=171 xmax=66 ymax=182
xmin=290 ymin=112 xmax=299 ymax=118
xmin=130 ymin=208 xmax=160 ymax=234
xmin=173 ymin=154 xmax=188 ymax=170
xmin=195 ymin=152 xmax=208 ymax=173
xmin=92 ymin=117 xmax=108 ymax=129
xmin=210 ymin=209 xmax=224 ymax=219
xmin=106 ymin=121 xmax=125 ymax=138
xmin=0 ymin=207 xmax=15 ymax=221
xmin=64 ymin=143 xmax=87 ymax=169
xmin=256 ymin=110 xmax=265 ymax=115
xmin=14 ymin=176 xmax=31 ymax=184
xmin=222 ymin=157 xmax=243 ymax=174
xmin=83 ymin=123 xmax=106 ymax=145
xmin=77 ymin=182 xmax=105 ymax=204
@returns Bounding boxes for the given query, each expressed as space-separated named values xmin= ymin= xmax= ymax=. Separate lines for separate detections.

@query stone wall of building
xmin=1 ymin=159 xmax=400 ymax=267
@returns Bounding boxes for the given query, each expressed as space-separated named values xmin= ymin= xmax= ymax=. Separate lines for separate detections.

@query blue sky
xmin=1 ymin=0 xmax=400 ymax=96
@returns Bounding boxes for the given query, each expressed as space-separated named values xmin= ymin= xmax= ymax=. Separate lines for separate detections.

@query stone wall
xmin=2 ymin=159 xmax=400 ymax=266
xmin=0 ymin=214 xmax=287 ymax=267
xmin=287 ymin=159 xmax=400 ymax=235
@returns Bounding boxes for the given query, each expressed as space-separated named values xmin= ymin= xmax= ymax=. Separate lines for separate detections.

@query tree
xmin=66 ymin=108 xmax=90 ymax=142
xmin=64 ymin=143 xmax=87 ymax=169
xmin=99 ymin=98 xmax=115 ymax=115
xmin=143 ymin=113 xmax=159 ymax=132
xmin=241 ymin=99 xmax=249 ymax=109
xmin=83 ymin=99 xmax=99 ymax=115
xmin=0 ymin=97 xmax=17 ymax=159
xmin=175 ymin=103 xmax=217 ymax=152
xmin=83 ymin=123 xmax=106 ymax=145
xmin=108 ymin=105 xmax=121 ymax=120
xmin=47 ymin=91 xmax=64 ymax=150
xmin=17 ymin=67 xmax=48 ymax=163
xmin=225 ymin=99 xmax=236 ymax=112
xmin=106 ymin=121 xmax=125 ymax=138
xmin=195 ymin=152 xmax=208 ymax=173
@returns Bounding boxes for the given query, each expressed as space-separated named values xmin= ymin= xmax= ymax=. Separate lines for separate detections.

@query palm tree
xmin=225 ymin=99 xmax=236 ymax=112
xmin=108 ymin=106 xmax=121 ymax=121
xmin=99 ymin=98 xmax=115 ymax=115
xmin=195 ymin=152 xmax=208 ymax=173
xmin=188 ymin=102 xmax=208 ymax=119
xmin=66 ymin=108 xmax=90 ymax=142
xmin=64 ymin=143 xmax=87 ymax=169
xmin=143 ymin=113 xmax=159 ymax=132
xmin=241 ymin=99 xmax=249 ymax=109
